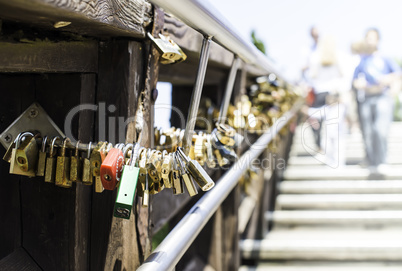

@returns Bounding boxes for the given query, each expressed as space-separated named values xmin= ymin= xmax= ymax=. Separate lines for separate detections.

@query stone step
xmin=292 ymin=136 xmax=402 ymax=144
xmin=283 ymin=166 xmax=402 ymax=180
xmin=240 ymin=239 xmax=402 ymax=261
xmin=239 ymin=263 xmax=402 ymax=271
xmin=276 ymin=194 xmax=402 ymax=210
xmin=279 ymin=180 xmax=402 ymax=194
xmin=267 ymin=210 xmax=402 ymax=225
xmin=287 ymin=156 xmax=402 ymax=166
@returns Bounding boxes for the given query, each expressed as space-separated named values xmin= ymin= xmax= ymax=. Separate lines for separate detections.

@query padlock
xmin=123 ymin=143 xmax=133 ymax=165
xmin=36 ymin=136 xmax=48 ymax=177
xmin=177 ymin=147 xmax=214 ymax=191
xmin=70 ymin=140 xmax=82 ymax=182
xmin=15 ymin=132 xmax=39 ymax=174
xmin=147 ymin=150 xmax=164 ymax=195
xmin=161 ymin=150 xmax=172 ymax=189
xmin=194 ymin=133 xmax=206 ymax=166
xmin=175 ymin=153 xmax=198 ymax=197
xmin=211 ymin=131 xmax=237 ymax=163
xmin=82 ymin=142 xmax=92 ymax=185
xmin=147 ymin=150 xmax=162 ymax=184
xmin=114 ymin=143 xmax=140 ymax=219
xmin=137 ymin=147 xmax=147 ymax=195
xmin=90 ymin=141 xmax=107 ymax=193
xmin=9 ymin=132 xmax=37 ymax=177
xmin=216 ymin=123 xmax=236 ymax=138
xmin=147 ymin=32 xmax=187 ymax=64
xmin=100 ymin=143 xmax=125 ymax=190
xmin=205 ymin=134 xmax=216 ymax=168
xmin=3 ymin=139 xmax=18 ymax=163
xmin=55 ymin=138 xmax=72 ymax=188
xmin=171 ymin=153 xmax=184 ymax=195
xmin=45 ymin=136 xmax=61 ymax=183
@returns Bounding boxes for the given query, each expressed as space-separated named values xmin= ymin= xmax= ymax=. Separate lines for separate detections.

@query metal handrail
xmin=149 ymin=0 xmax=291 ymax=83
xmin=137 ymin=101 xmax=303 ymax=271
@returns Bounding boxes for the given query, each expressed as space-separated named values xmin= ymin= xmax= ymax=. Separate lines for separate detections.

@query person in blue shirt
xmin=353 ymin=28 xmax=401 ymax=173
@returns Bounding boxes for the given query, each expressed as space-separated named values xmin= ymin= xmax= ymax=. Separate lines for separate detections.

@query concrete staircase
xmin=239 ymin=122 xmax=402 ymax=270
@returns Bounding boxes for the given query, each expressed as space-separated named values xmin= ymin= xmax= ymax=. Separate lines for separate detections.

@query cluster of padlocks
xmin=154 ymin=123 xmax=241 ymax=168
xmin=2 ymin=72 xmax=299 ymax=220
xmin=196 ymin=78 xmax=299 ymax=135
xmin=2 ymin=121 xmax=243 ymax=219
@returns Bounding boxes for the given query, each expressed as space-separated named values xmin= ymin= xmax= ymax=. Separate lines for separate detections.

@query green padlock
xmin=114 ymin=143 xmax=140 ymax=219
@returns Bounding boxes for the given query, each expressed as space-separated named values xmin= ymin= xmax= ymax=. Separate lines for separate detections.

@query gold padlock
xmin=15 ymin=132 xmax=39 ymax=175
xmin=9 ymin=132 xmax=37 ymax=177
xmin=55 ymin=138 xmax=72 ymax=188
xmin=45 ymin=137 xmax=61 ymax=183
xmin=171 ymin=153 xmax=184 ymax=195
xmin=70 ymin=140 xmax=82 ymax=182
xmin=194 ymin=133 xmax=206 ymax=166
xmin=161 ymin=150 xmax=173 ymax=189
xmin=148 ymin=32 xmax=187 ymax=64
xmin=90 ymin=141 xmax=107 ymax=193
xmin=82 ymin=142 xmax=92 ymax=185
xmin=37 ymin=136 xmax=48 ymax=177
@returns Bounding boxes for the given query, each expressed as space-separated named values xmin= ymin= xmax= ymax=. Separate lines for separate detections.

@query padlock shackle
xmin=218 ymin=56 xmax=241 ymax=124
xmin=177 ymin=147 xmax=190 ymax=163
xmin=123 ymin=143 xmax=134 ymax=164
xmin=61 ymin=137 xmax=71 ymax=157
xmin=130 ymin=144 xmax=141 ymax=166
xmin=41 ymin=136 xmax=48 ymax=153
xmin=175 ymin=150 xmax=187 ymax=175
xmin=15 ymin=131 xmax=34 ymax=149
xmin=74 ymin=140 xmax=81 ymax=156
xmin=50 ymin=136 xmax=61 ymax=157
xmin=87 ymin=142 xmax=92 ymax=159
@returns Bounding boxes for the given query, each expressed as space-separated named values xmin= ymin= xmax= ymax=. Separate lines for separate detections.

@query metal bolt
xmin=151 ymin=88 xmax=158 ymax=102
xmin=29 ymin=109 xmax=39 ymax=118
xmin=4 ymin=133 xmax=12 ymax=143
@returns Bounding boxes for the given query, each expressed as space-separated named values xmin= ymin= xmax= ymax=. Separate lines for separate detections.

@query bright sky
xmin=208 ymin=0 xmax=402 ymax=81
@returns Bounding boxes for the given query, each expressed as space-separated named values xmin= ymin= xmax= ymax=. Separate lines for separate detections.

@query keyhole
xmin=17 ymin=157 xmax=26 ymax=164
xmin=104 ymin=174 xmax=111 ymax=181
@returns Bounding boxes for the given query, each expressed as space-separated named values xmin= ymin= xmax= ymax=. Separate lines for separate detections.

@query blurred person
xmin=301 ymin=26 xmax=320 ymax=79
xmin=352 ymin=28 xmax=401 ymax=173
xmin=305 ymin=35 xmax=348 ymax=166
xmin=301 ymin=26 xmax=322 ymax=151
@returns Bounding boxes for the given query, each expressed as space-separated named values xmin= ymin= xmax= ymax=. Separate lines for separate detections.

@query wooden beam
xmin=0 ymin=0 xmax=151 ymax=38
xmin=92 ymin=40 xmax=145 ymax=270
xmin=74 ymin=74 xmax=97 ymax=270
xmin=0 ymin=41 xmax=98 ymax=73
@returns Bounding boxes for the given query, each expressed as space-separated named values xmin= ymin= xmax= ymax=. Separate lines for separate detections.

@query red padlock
xmin=100 ymin=144 xmax=125 ymax=190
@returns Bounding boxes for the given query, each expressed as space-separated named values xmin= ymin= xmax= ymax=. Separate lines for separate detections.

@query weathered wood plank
xmin=73 ymin=74 xmax=97 ymax=270
xmin=92 ymin=40 xmax=147 ymax=270
xmin=0 ymin=74 xmax=32 ymax=260
xmin=21 ymin=74 xmax=82 ymax=270
xmin=0 ymin=0 xmax=151 ymax=38
xmin=0 ymin=41 xmax=98 ymax=73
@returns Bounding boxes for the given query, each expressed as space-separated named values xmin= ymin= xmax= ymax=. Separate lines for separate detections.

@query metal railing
xmin=137 ymin=101 xmax=302 ymax=271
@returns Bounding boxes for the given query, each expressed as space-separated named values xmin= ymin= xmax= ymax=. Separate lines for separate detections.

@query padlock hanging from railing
xmin=182 ymin=35 xmax=212 ymax=155
xmin=218 ymin=55 xmax=241 ymax=124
